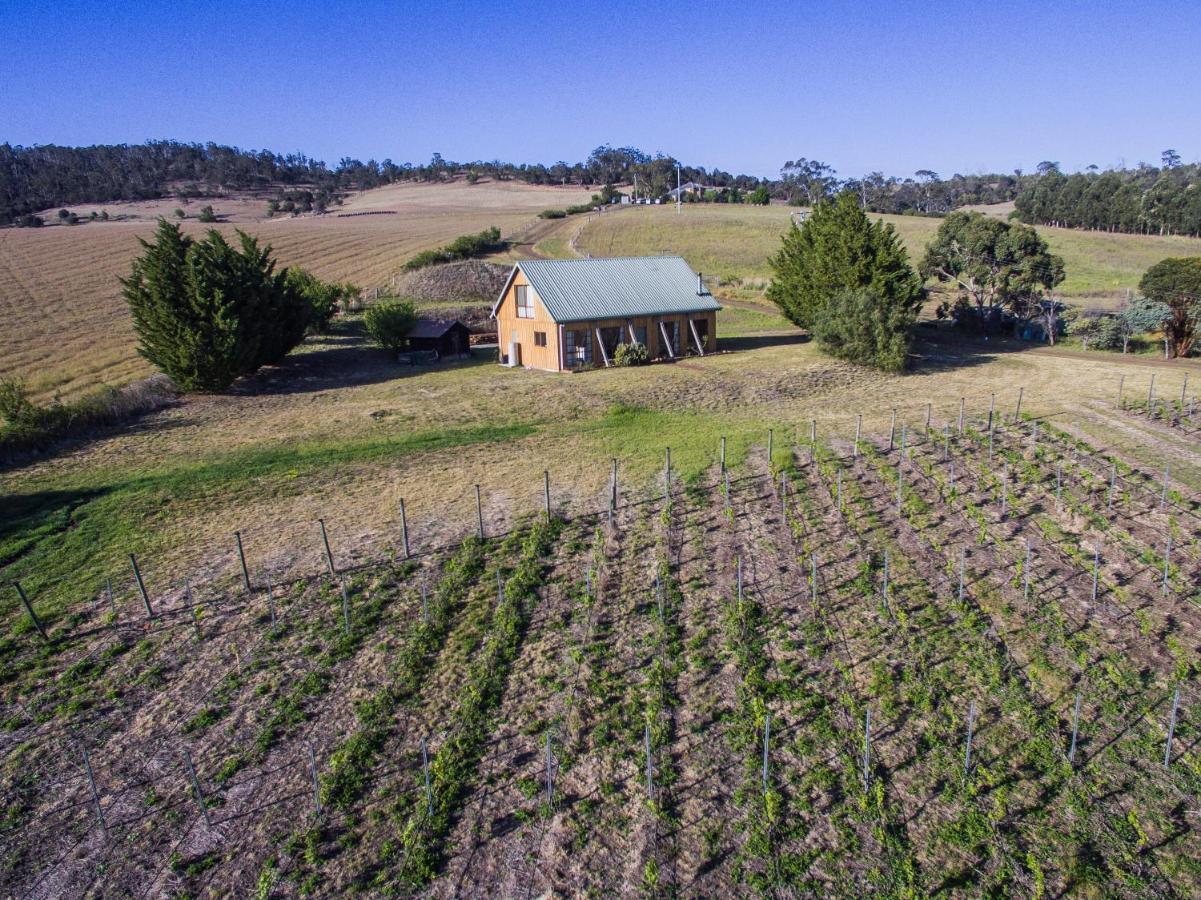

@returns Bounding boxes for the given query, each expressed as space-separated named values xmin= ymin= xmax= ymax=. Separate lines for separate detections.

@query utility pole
xmin=676 ymin=163 xmax=681 ymax=215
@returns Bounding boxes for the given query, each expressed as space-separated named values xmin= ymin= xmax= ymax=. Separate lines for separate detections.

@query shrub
xmin=402 ymin=227 xmax=504 ymax=271
xmin=811 ymin=287 xmax=916 ymax=372
xmin=198 ymin=205 xmax=217 ymax=223
xmin=122 ymin=219 xmax=310 ymax=391
xmin=285 ymin=268 xmax=358 ymax=334
xmin=16 ymin=214 xmax=44 ymax=227
xmin=539 ymin=209 xmax=567 ymax=219
xmin=614 ymin=342 xmax=649 ymax=366
xmin=565 ymin=203 xmax=596 ymax=215
xmin=174 ymin=208 xmax=186 ymax=219
xmin=364 ymin=298 xmax=418 ymax=353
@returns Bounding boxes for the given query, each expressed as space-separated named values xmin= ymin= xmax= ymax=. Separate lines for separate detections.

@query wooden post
xmin=1160 ymin=464 xmax=1170 ymax=510
xmin=1014 ymin=386 xmax=1024 ymax=423
xmin=1147 ymin=373 xmax=1156 ymax=415
xmin=1164 ymin=685 xmax=1180 ymax=768
xmin=475 ymin=485 xmax=485 ymax=539
xmin=1116 ymin=374 xmax=1125 ymax=409
xmin=958 ymin=398 xmax=965 ymax=434
xmin=862 ymin=708 xmax=872 ymax=789
xmin=543 ymin=470 xmax=551 ymax=522
xmin=645 ymin=721 xmax=654 ymax=800
xmin=182 ymin=750 xmax=212 ymax=829
xmin=767 ymin=428 xmax=774 ymax=466
xmin=318 ymin=519 xmax=336 ymax=576
xmin=308 ymin=741 xmax=323 ymax=817
xmin=762 ymin=712 xmax=771 ymax=795
xmin=129 ymin=553 xmax=154 ymax=619
xmin=888 ymin=409 xmax=896 ymax=452
xmin=854 ymin=415 xmax=862 ymax=458
xmin=399 ymin=499 xmax=410 ymax=559
xmin=82 ymin=748 xmax=106 ymax=834
xmin=964 ymin=699 xmax=977 ymax=775
xmin=421 ymin=737 xmax=433 ymax=814
xmin=720 ymin=437 xmax=726 ymax=472
xmin=1091 ymin=548 xmax=1100 ymax=602
xmin=235 ymin=531 xmax=251 ymax=593
xmin=340 ymin=575 xmax=351 ymax=635
xmin=1068 ymin=692 xmax=1082 ymax=766
xmin=12 ymin=582 xmax=47 ymax=642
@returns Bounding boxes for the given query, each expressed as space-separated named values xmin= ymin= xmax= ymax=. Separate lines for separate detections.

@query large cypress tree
xmin=122 ymin=219 xmax=310 ymax=391
xmin=766 ymin=190 xmax=922 ymax=331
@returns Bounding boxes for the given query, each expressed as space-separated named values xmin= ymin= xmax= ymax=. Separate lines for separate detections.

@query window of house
xmin=691 ymin=318 xmax=709 ymax=352
xmin=632 ymin=325 xmax=648 ymax=347
xmin=564 ymin=329 xmax=592 ymax=366
xmin=515 ymin=285 xmax=533 ymax=318
xmin=534 ymin=331 xmax=547 ymax=347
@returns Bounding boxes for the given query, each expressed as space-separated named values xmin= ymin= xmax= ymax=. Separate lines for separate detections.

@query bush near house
xmin=364 ymin=298 xmax=418 ymax=353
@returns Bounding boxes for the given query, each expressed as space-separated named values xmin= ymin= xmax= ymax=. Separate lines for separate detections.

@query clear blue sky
xmin=2 ymin=0 xmax=1199 ymax=179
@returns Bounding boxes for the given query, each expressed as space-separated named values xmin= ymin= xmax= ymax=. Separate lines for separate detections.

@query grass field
xmin=0 ymin=180 xmax=589 ymax=401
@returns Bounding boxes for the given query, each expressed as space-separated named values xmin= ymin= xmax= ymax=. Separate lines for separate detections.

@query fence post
xmin=309 ymin=741 xmax=323 ymax=817
xmin=1160 ymin=464 xmax=1170 ymax=511
xmin=421 ymin=736 xmax=433 ymax=814
xmin=318 ymin=519 xmax=336 ymax=576
xmin=762 ymin=712 xmax=771 ymax=795
xmin=544 ymin=470 xmax=551 ymax=522
xmin=182 ymin=749 xmax=212 ymax=829
xmin=645 ymin=721 xmax=654 ymax=801
xmin=964 ymin=699 xmax=977 ymax=775
xmin=1116 ymin=374 xmax=1125 ymax=408
xmin=399 ymin=499 xmax=410 ymax=560
xmin=1164 ymin=685 xmax=1181 ymax=767
xmin=235 ymin=531 xmax=251 ymax=593
xmin=854 ymin=414 xmax=862 ymax=458
xmin=475 ymin=485 xmax=485 ymax=539
xmin=82 ymin=748 xmax=106 ymax=834
xmin=1147 ymin=374 xmax=1156 ymax=415
xmin=340 ymin=575 xmax=351 ymax=635
xmin=862 ymin=708 xmax=872 ymax=789
xmin=129 ymin=553 xmax=154 ymax=619
xmin=12 ymin=582 xmax=47 ymax=642
xmin=1014 ymin=386 xmax=1024 ymax=423
xmin=1068 ymin=692 xmax=1082 ymax=767
xmin=767 ymin=428 xmax=774 ymax=466
xmin=888 ymin=409 xmax=896 ymax=452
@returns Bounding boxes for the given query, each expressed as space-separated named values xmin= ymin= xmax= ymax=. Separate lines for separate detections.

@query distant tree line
xmin=1014 ymin=154 xmax=1201 ymax=236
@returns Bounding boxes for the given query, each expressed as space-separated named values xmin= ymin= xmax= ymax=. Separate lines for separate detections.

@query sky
xmin=2 ymin=0 xmax=1200 ymax=179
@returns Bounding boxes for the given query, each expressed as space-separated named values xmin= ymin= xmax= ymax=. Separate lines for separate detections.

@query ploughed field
xmin=3 ymin=406 xmax=1199 ymax=896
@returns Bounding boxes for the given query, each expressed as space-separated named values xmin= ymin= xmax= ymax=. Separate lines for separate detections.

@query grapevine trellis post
xmin=988 ymin=392 xmax=995 ymax=431
xmin=645 ymin=721 xmax=654 ymax=800
xmin=1161 ymin=534 xmax=1172 ymax=595
xmin=925 ymin=402 xmax=932 ymax=432
xmin=999 ymin=468 xmax=1008 ymax=521
xmin=12 ymin=582 xmax=47 ymax=643
xmin=1014 ymin=386 xmax=1024 ymax=423
xmin=762 ymin=712 xmax=771 ymax=795
xmin=664 ymin=448 xmax=672 ymax=503
xmin=736 ymin=556 xmax=743 ymax=606
xmin=130 ymin=553 xmax=154 ymax=619
xmin=182 ymin=749 xmax=212 ymax=829
xmin=420 ymin=583 xmax=429 ymax=623
xmin=309 ymin=741 xmax=323 ymax=817
xmin=421 ymin=736 xmax=433 ymax=814
xmin=497 ymin=570 xmax=504 ymax=607
xmin=720 ymin=437 xmax=726 ymax=472
xmin=1160 ymin=464 xmax=1170 ymax=510
xmin=399 ymin=498 xmax=410 ymax=559
xmin=1022 ymin=541 xmax=1032 ymax=602
xmin=854 ymin=415 xmax=862 ymax=458
xmin=82 ymin=747 xmax=106 ymax=834
xmin=943 ymin=424 xmax=950 ymax=460
xmin=1091 ymin=548 xmax=1100 ymax=602
xmin=475 ymin=485 xmax=485 ymax=539
xmin=188 ymin=581 xmax=202 ymax=642
xmin=235 ymin=530 xmax=251 ymax=593
xmin=958 ymin=547 xmax=966 ymax=603
xmin=888 ymin=408 xmax=897 ymax=451
xmin=543 ymin=470 xmax=551 ymax=522
xmin=896 ymin=464 xmax=903 ymax=513
xmin=1147 ymin=374 xmax=1156 ymax=415
xmin=767 ymin=428 xmax=774 ymax=464
xmin=1107 ymin=463 xmax=1117 ymax=511
xmin=780 ymin=470 xmax=788 ymax=517
xmin=963 ymin=699 xmax=977 ymax=775
xmin=340 ymin=575 xmax=351 ymax=635
xmin=611 ymin=458 xmax=619 ymax=512
xmin=318 ymin=519 xmax=336 ymax=576
xmin=655 ymin=571 xmax=664 ymax=623
xmin=1116 ymin=374 xmax=1125 ymax=408
xmin=862 ymin=708 xmax=872 ymax=789
xmin=900 ymin=423 xmax=908 ymax=457
xmin=958 ymin=397 xmax=965 ymax=434
xmin=881 ymin=550 xmax=891 ymax=619
xmin=266 ymin=577 xmax=277 ymax=627
xmin=545 ymin=731 xmax=554 ymax=806
xmin=835 ymin=469 xmax=843 ymax=516
xmin=1068 ymin=692 xmax=1082 ymax=767
xmin=105 ymin=577 xmax=115 ymax=618
xmin=1056 ymin=463 xmax=1063 ymax=507
xmin=988 ymin=423 xmax=994 ymax=463
xmin=1164 ymin=685 xmax=1180 ymax=768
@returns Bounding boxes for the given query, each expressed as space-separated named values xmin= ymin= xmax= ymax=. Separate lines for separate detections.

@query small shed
xmin=407 ymin=318 xmax=472 ymax=359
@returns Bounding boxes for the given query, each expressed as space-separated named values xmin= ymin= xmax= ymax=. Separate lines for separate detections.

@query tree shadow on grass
xmin=718 ymin=331 xmax=810 ymax=352
xmin=230 ymin=318 xmax=492 ymax=397
xmin=907 ymin=322 xmax=1046 ymax=373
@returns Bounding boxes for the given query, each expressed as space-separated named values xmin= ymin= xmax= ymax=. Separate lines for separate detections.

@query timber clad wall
xmin=495 ymin=270 xmax=562 ymax=370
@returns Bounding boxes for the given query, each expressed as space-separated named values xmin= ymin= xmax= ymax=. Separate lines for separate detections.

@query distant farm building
xmin=666 ymin=181 xmax=712 ymax=200
xmin=491 ymin=257 xmax=720 ymax=371
xmin=406 ymin=318 xmax=472 ymax=359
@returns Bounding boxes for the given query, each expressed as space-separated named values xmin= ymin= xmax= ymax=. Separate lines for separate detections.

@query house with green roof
xmin=491 ymin=256 xmax=720 ymax=371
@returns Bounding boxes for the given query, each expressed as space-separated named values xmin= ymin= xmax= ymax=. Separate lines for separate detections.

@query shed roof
xmin=493 ymin=256 xmax=721 ymax=323
xmin=408 ymin=317 xmax=469 ymax=339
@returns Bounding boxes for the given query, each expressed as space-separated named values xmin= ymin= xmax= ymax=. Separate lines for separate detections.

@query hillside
xmin=0 ymin=179 xmax=590 ymax=399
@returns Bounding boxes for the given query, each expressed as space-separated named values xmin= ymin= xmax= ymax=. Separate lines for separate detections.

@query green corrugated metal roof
xmin=495 ymin=256 xmax=722 ymax=323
